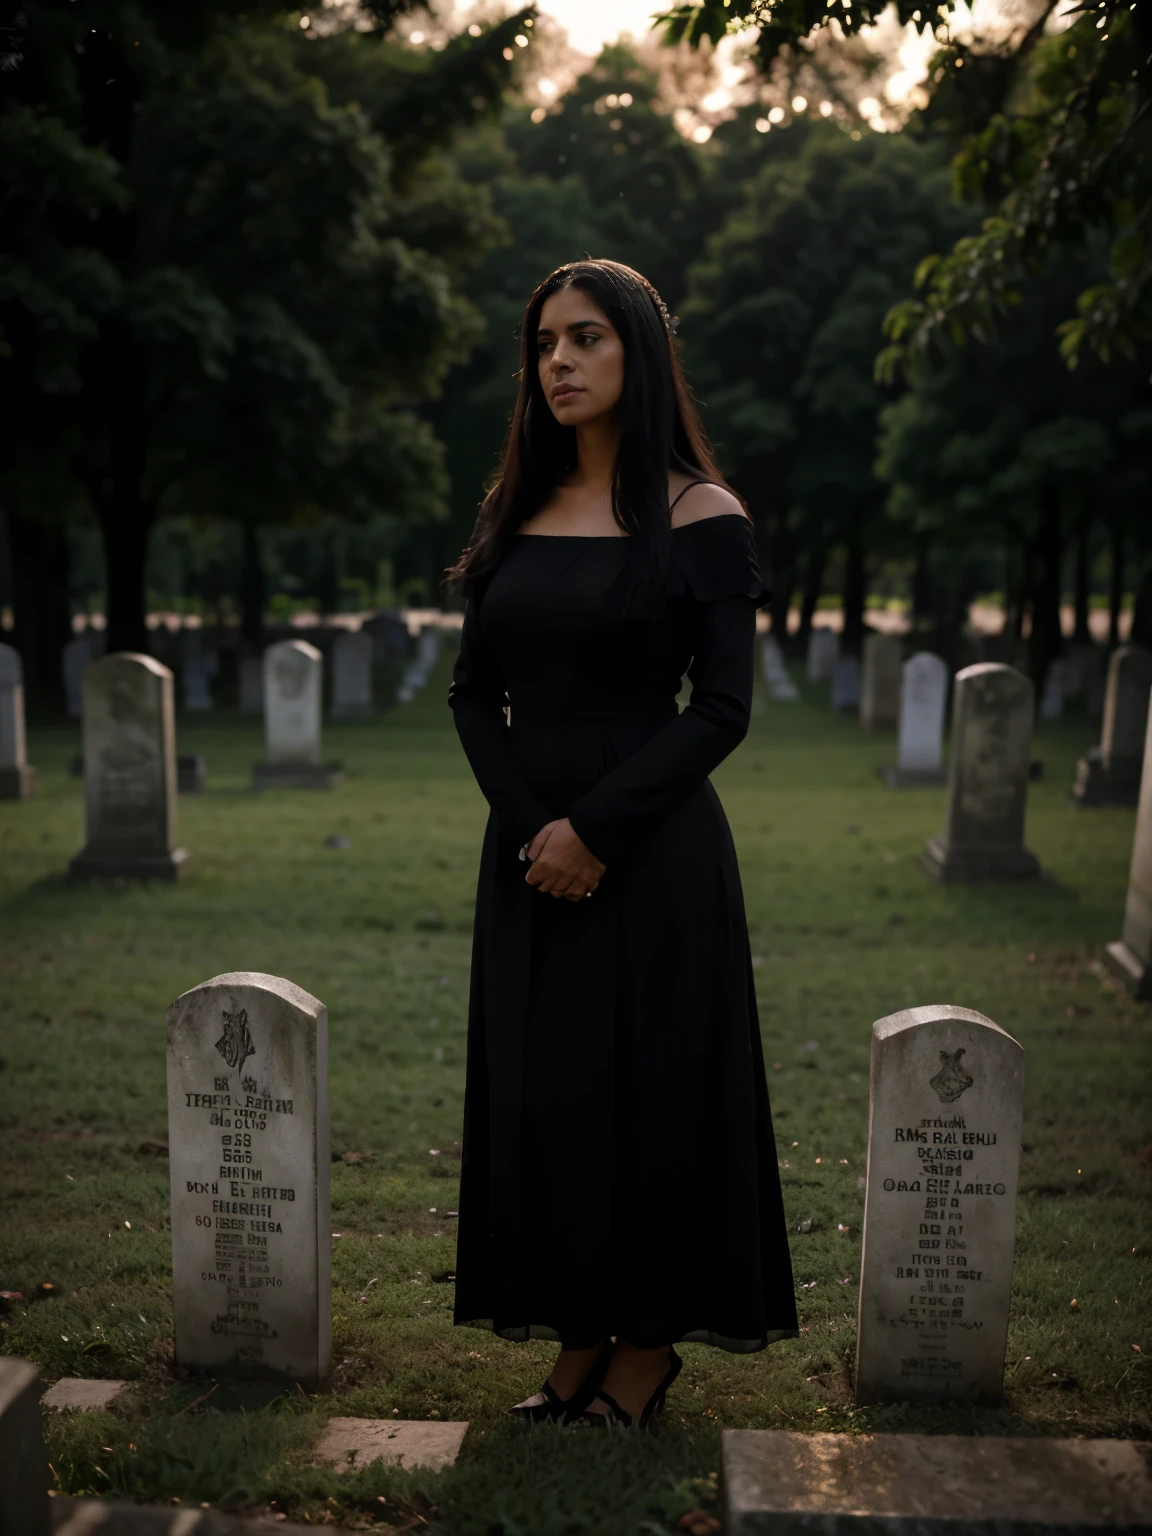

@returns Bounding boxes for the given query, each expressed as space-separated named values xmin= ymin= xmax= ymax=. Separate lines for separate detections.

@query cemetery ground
xmin=1 ymin=661 xmax=1149 ymax=1534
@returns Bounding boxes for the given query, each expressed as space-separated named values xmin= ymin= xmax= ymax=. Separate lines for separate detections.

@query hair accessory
xmin=640 ymin=275 xmax=678 ymax=337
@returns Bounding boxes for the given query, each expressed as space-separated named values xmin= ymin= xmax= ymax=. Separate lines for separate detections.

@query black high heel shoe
xmin=580 ymin=1345 xmax=682 ymax=1429
xmin=508 ymin=1339 xmax=614 ymax=1424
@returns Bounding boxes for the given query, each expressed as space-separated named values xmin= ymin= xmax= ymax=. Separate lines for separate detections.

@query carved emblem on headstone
xmin=930 ymin=1047 xmax=973 ymax=1104
xmin=215 ymin=1008 xmax=255 ymax=1072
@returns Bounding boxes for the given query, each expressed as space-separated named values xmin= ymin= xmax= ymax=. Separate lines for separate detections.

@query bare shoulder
xmin=669 ymin=479 xmax=750 ymax=529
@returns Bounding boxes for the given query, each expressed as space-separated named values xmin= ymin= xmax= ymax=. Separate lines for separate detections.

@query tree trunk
xmin=94 ymin=499 xmax=154 ymax=654
xmin=1071 ymin=520 xmax=1092 ymax=644
xmin=841 ymin=522 xmax=867 ymax=658
xmin=796 ymin=541 xmax=827 ymax=651
xmin=1108 ymin=522 xmax=1126 ymax=648
xmin=766 ymin=514 xmax=796 ymax=652
xmin=1009 ymin=539 xmax=1030 ymax=641
xmin=910 ymin=529 xmax=931 ymax=632
xmin=240 ymin=521 xmax=266 ymax=646
xmin=6 ymin=508 xmax=73 ymax=711
xmin=1027 ymin=489 xmax=1064 ymax=699
xmin=1131 ymin=563 xmax=1152 ymax=652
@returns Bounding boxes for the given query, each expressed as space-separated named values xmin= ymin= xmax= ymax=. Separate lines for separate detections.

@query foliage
xmin=655 ymin=0 xmax=1152 ymax=371
xmin=680 ymin=124 xmax=971 ymax=644
xmin=0 ymin=1 xmax=532 ymax=649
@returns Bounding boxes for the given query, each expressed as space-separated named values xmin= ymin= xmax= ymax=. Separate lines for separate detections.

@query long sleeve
xmin=566 ymin=589 xmax=759 ymax=867
xmin=448 ymin=584 xmax=557 ymax=851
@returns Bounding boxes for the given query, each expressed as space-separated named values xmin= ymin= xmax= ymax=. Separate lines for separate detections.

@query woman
xmin=443 ymin=259 xmax=797 ymax=1429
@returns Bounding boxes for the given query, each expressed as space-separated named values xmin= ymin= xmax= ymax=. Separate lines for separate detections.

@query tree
xmin=0 ymin=1 xmax=531 ymax=660
xmin=680 ymin=124 xmax=970 ymax=652
xmin=657 ymin=0 xmax=1152 ymax=371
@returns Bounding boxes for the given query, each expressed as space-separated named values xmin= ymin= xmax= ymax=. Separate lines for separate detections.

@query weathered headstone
xmin=722 ymin=1430 xmax=1152 ymax=1535
xmin=182 ymin=632 xmax=214 ymax=712
xmin=364 ymin=609 xmax=410 ymax=663
xmin=178 ymin=753 xmax=207 ymax=794
xmin=165 ymin=971 xmax=331 ymax=1385
xmin=68 ymin=653 xmax=188 ymax=882
xmin=252 ymin=640 xmax=343 ymax=789
xmin=922 ymin=663 xmax=1040 ymax=881
xmin=331 ymin=630 xmax=374 ymax=718
xmin=41 ymin=1379 xmax=128 ymax=1412
xmin=883 ymin=652 xmax=948 ymax=789
xmin=397 ymin=626 xmax=441 ymax=705
xmin=62 ymin=630 xmax=105 ymax=718
xmin=806 ymin=627 xmax=839 ymax=683
xmin=855 ymin=1004 xmax=1024 ymax=1406
xmin=1103 ymin=699 xmax=1152 ymax=1000
xmin=860 ymin=632 xmax=902 ymax=731
xmin=1073 ymin=645 xmax=1152 ymax=806
xmin=0 ymin=644 xmax=37 ymax=800
xmin=1039 ymin=657 xmax=1066 ymax=720
xmin=0 ymin=1358 xmax=50 ymax=1536
xmin=313 ymin=1419 xmax=469 ymax=1473
xmin=760 ymin=636 xmax=799 ymax=702
xmin=830 ymin=655 xmax=860 ymax=715
xmin=240 ymin=654 xmax=264 ymax=713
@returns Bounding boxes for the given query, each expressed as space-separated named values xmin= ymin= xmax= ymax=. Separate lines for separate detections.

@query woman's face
xmin=536 ymin=284 xmax=625 ymax=428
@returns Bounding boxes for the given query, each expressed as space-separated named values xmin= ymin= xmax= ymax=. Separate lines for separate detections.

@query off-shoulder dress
xmin=447 ymin=510 xmax=798 ymax=1352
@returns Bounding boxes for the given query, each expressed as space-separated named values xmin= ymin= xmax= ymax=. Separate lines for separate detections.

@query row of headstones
xmin=158 ymin=972 xmax=1029 ymax=1407
xmin=1 ymin=625 xmax=445 ymax=808
xmin=801 ymin=625 xmax=1110 ymax=718
xmin=28 ymin=644 xmax=373 ymax=877
xmin=762 ymin=632 xmax=1152 ymax=808
xmin=60 ymin=617 xmax=438 ymax=718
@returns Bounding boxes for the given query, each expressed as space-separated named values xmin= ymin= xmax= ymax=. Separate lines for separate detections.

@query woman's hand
xmin=522 ymin=818 xmax=605 ymax=900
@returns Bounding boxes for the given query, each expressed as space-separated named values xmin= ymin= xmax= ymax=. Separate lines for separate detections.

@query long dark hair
xmin=441 ymin=258 xmax=742 ymax=621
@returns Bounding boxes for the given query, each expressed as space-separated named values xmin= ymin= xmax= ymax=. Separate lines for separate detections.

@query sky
xmin=534 ymin=0 xmax=663 ymax=55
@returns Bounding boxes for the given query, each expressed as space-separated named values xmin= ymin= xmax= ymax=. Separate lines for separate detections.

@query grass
xmin=1 ymin=657 xmax=1150 ymax=1532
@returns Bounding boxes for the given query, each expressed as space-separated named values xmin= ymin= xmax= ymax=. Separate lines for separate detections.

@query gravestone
xmin=69 ymin=653 xmax=188 ymax=882
xmin=855 ymin=1004 xmax=1025 ymax=1406
xmin=860 ymin=632 xmax=902 ymax=731
xmin=760 ymin=636 xmax=799 ymax=701
xmin=364 ymin=609 xmax=410 ymax=663
xmin=239 ymin=654 xmax=265 ymax=713
xmin=178 ymin=753 xmax=207 ymax=794
xmin=182 ymin=632 xmax=214 ymax=712
xmin=330 ymin=631 xmax=374 ymax=718
xmin=921 ymin=663 xmax=1040 ymax=881
xmin=1073 ymin=645 xmax=1152 ymax=806
xmin=883 ymin=652 xmax=948 ymax=789
xmin=397 ymin=626 xmax=440 ymax=704
xmin=1103 ymin=702 xmax=1152 ymax=1000
xmin=1064 ymin=641 xmax=1097 ymax=701
xmin=1039 ymin=657 xmax=1066 ymax=720
xmin=63 ymin=630 xmax=104 ymax=718
xmin=723 ymin=1430 xmax=1152 ymax=1535
xmin=0 ymin=1358 xmax=50 ymax=1536
xmin=252 ymin=640 xmax=343 ymax=789
xmin=806 ymin=627 xmax=839 ymax=683
xmin=0 ymin=643 xmax=37 ymax=799
xmin=165 ymin=971 xmax=331 ymax=1384
xmin=830 ymin=655 xmax=860 ymax=715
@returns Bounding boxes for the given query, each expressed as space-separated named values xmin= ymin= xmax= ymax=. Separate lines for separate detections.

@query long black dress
xmin=448 ymin=512 xmax=798 ymax=1352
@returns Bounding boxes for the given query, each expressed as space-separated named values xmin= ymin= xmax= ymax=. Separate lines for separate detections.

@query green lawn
xmin=1 ymin=658 xmax=1149 ymax=1534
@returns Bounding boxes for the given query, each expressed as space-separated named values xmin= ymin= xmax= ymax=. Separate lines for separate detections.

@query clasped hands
xmin=520 ymin=818 xmax=605 ymax=900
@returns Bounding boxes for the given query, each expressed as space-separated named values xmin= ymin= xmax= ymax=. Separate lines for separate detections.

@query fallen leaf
xmin=1070 ymin=1298 xmax=1080 ymax=1311
xmin=341 ymin=1150 xmax=374 ymax=1165
xmin=36 ymin=1282 xmax=59 ymax=1298
xmin=1131 ymin=1344 xmax=1142 ymax=1353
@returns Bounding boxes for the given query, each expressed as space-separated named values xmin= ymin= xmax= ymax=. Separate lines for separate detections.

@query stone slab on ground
xmin=51 ymin=1498 xmax=351 ymax=1534
xmin=312 ymin=1417 xmax=469 ymax=1473
xmin=722 ymin=1430 xmax=1152 ymax=1535
xmin=42 ymin=1379 xmax=129 ymax=1412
